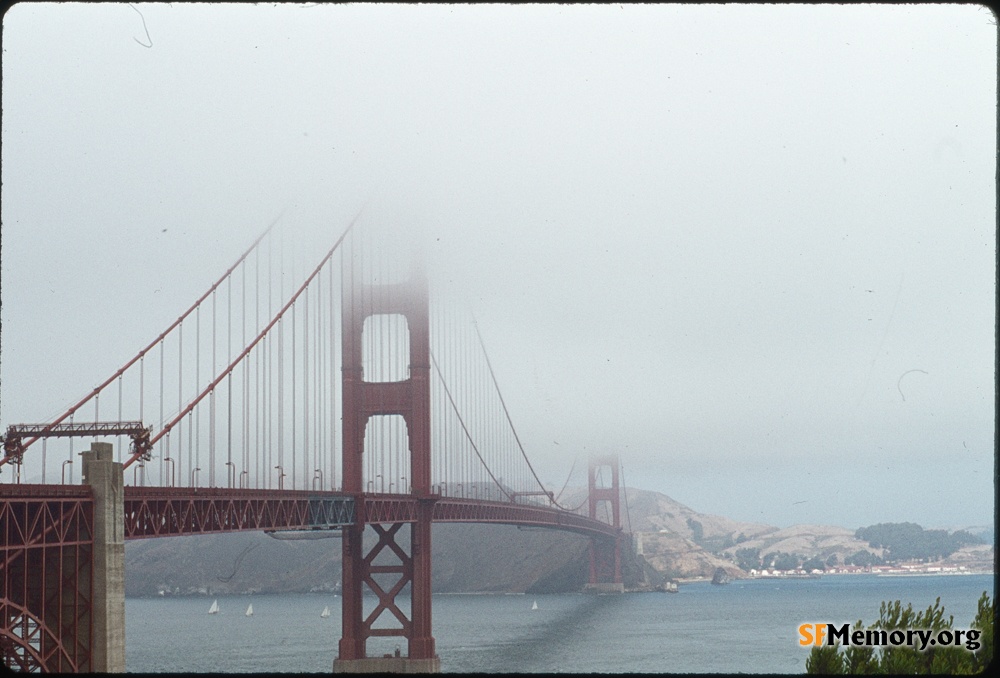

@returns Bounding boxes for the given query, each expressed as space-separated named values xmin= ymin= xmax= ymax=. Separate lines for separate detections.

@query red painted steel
xmin=122 ymin=487 xmax=354 ymax=539
xmin=587 ymin=456 xmax=623 ymax=585
xmin=339 ymin=266 xmax=438 ymax=663
xmin=2 ymin=482 xmax=624 ymax=673
xmin=0 ymin=220 xmax=278 ymax=471
xmin=123 ymin=214 xmax=360 ymax=469
xmin=1 ymin=485 xmax=95 ymax=672
xmin=2 ymin=423 xmax=153 ymax=468
xmin=1 ymin=222 xmax=636 ymax=672
xmin=354 ymin=495 xmax=620 ymax=540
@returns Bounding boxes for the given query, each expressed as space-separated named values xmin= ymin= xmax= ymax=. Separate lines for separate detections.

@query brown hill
xmin=124 ymin=487 xmax=943 ymax=594
xmin=718 ymin=523 xmax=885 ymax=564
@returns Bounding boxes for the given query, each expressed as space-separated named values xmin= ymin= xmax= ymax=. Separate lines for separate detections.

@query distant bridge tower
xmin=585 ymin=455 xmax=624 ymax=593
xmin=334 ymin=262 xmax=440 ymax=673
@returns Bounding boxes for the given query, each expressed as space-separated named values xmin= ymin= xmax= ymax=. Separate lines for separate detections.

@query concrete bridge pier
xmin=81 ymin=442 xmax=125 ymax=672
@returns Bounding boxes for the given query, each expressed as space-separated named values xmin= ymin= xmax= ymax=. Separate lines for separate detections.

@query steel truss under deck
xmin=1 ymin=485 xmax=95 ymax=673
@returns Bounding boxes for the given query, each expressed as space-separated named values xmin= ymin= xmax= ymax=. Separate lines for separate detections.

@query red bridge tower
xmin=585 ymin=455 xmax=624 ymax=593
xmin=334 ymin=263 xmax=440 ymax=673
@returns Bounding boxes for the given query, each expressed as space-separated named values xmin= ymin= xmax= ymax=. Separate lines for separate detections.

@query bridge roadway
xmin=3 ymin=461 xmax=623 ymax=673
xmin=120 ymin=486 xmax=620 ymax=540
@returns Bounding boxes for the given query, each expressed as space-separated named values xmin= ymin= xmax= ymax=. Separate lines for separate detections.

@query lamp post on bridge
xmin=314 ymin=468 xmax=323 ymax=491
xmin=275 ymin=465 xmax=285 ymax=490
xmin=164 ymin=457 xmax=175 ymax=487
xmin=61 ymin=459 xmax=73 ymax=484
xmin=191 ymin=467 xmax=200 ymax=487
xmin=225 ymin=461 xmax=235 ymax=488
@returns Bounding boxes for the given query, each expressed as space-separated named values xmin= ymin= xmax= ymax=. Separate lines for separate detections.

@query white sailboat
xmin=531 ymin=600 xmax=538 ymax=610
xmin=320 ymin=606 xmax=331 ymax=618
xmin=245 ymin=604 xmax=253 ymax=617
xmin=208 ymin=599 xmax=219 ymax=615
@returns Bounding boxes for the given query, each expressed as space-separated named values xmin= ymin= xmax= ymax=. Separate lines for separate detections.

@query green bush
xmin=806 ymin=592 xmax=993 ymax=674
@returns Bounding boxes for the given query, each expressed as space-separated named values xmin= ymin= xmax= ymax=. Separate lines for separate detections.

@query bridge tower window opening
xmin=362 ymin=314 xmax=410 ymax=384
xmin=363 ymin=415 xmax=410 ymax=495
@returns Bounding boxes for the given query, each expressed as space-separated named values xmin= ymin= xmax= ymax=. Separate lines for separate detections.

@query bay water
xmin=125 ymin=573 xmax=993 ymax=673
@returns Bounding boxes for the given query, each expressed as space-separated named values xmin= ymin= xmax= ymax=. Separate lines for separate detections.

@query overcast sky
xmin=2 ymin=3 xmax=995 ymax=531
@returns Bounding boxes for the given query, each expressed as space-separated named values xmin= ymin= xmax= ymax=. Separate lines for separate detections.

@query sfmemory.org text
xmin=798 ymin=623 xmax=982 ymax=652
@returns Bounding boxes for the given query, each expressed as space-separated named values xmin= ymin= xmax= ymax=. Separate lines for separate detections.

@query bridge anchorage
xmin=1 ymin=217 xmax=627 ymax=673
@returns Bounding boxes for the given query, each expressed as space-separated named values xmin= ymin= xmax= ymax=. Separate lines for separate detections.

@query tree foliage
xmin=735 ymin=547 xmax=761 ymax=571
xmin=855 ymin=523 xmax=982 ymax=562
xmin=806 ymin=591 xmax=994 ymax=674
xmin=844 ymin=550 xmax=884 ymax=567
xmin=686 ymin=518 xmax=704 ymax=544
xmin=763 ymin=551 xmax=800 ymax=571
xmin=802 ymin=557 xmax=828 ymax=572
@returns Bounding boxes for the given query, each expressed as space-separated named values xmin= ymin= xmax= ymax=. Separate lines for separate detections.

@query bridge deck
xmin=114 ymin=487 xmax=618 ymax=540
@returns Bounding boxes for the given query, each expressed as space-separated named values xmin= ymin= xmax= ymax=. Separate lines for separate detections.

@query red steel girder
xmin=1 ymin=487 xmax=95 ymax=673
xmin=122 ymin=487 xmax=354 ymax=539
xmin=361 ymin=524 xmax=412 ymax=638
xmin=2 ymin=422 xmax=152 ymax=469
xmin=352 ymin=495 xmax=621 ymax=541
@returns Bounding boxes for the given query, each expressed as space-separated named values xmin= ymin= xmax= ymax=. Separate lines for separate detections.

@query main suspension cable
xmin=472 ymin=318 xmax=583 ymax=511
xmin=430 ymin=350 xmax=512 ymax=501
xmin=620 ymin=460 xmax=633 ymax=534
xmin=0 ymin=213 xmax=282 ymax=468
xmin=123 ymin=210 xmax=362 ymax=468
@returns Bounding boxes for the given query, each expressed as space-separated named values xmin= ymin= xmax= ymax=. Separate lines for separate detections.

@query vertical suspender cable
xmin=304 ymin=287 xmax=310 ymax=492
xmin=255 ymin=246 xmax=261 ymax=488
xmin=195 ymin=305 xmax=201 ymax=482
xmin=279 ymin=255 xmax=285 ymax=490
xmin=243 ymin=260 xmax=248 ymax=486
xmin=211 ymin=291 xmax=216 ymax=487
xmin=278 ymin=311 xmax=285 ymax=490
xmin=336 ymin=258 xmax=344 ymax=490
xmin=292 ymin=303 xmax=296 ymax=490
xmin=227 ymin=272 xmax=233 ymax=488
xmin=68 ymin=414 xmax=74 ymax=484
xmin=337 ymin=238 xmax=344 ymax=491
xmin=179 ymin=322 xmax=185 ymax=486
xmin=267 ymin=233 xmax=273 ymax=489
xmin=280 ymin=230 xmax=286 ymax=489
xmin=118 ymin=375 xmax=123 ymax=465
xmin=315 ymin=266 xmax=323 ymax=490
xmin=314 ymin=266 xmax=321 ymax=491
xmin=334 ymin=237 xmax=342 ymax=490
xmin=138 ymin=357 xmax=144 ymax=461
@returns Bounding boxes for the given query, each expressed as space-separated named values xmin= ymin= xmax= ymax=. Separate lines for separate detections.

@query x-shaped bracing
xmin=361 ymin=523 xmax=413 ymax=637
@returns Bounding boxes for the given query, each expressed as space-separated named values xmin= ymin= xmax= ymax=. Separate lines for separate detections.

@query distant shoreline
xmin=676 ymin=569 xmax=993 ymax=585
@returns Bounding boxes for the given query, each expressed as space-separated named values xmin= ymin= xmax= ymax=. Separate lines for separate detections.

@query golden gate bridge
xmin=0 ymin=212 xmax=629 ymax=672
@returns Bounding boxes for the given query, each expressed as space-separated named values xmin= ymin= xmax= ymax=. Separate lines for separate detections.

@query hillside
xmin=124 ymin=524 xmax=595 ymax=597
xmin=717 ymin=523 xmax=885 ymax=563
xmin=123 ymin=488 xmax=992 ymax=595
